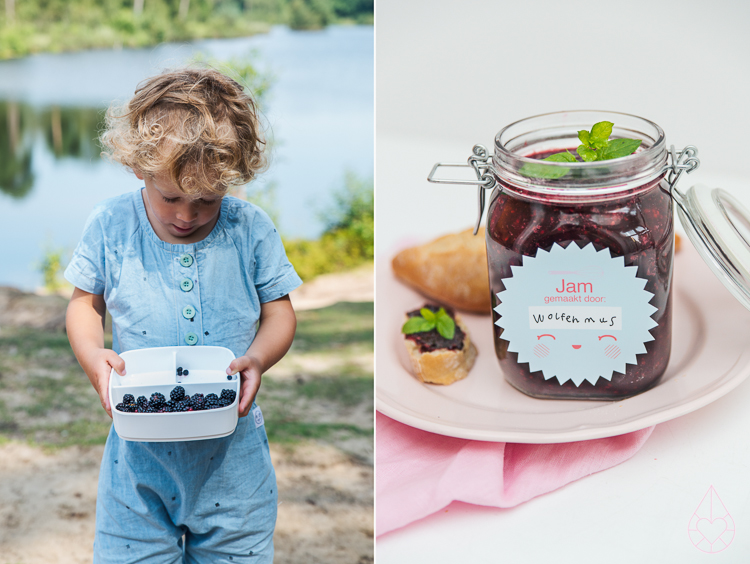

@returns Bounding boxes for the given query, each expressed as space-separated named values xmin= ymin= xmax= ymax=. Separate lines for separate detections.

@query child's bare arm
xmin=227 ymin=295 xmax=297 ymax=417
xmin=66 ymin=287 xmax=126 ymax=418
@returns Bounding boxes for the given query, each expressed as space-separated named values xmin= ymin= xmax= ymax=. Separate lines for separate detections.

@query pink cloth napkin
xmin=376 ymin=412 xmax=654 ymax=536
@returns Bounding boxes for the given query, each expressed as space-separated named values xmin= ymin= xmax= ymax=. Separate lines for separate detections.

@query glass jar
xmin=430 ymin=110 xmax=703 ymax=400
xmin=488 ymin=111 xmax=676 ymax=399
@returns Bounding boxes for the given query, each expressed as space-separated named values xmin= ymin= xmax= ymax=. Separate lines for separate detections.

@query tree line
xmin=0 ymin=0 xmax=373 ymax=59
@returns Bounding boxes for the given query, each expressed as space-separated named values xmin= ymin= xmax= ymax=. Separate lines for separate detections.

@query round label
xmin=494 ymin=243 xmax=658 ymax=386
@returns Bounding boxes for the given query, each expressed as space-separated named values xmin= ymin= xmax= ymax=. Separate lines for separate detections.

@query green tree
xmin=288 ymin=0 xmax=333 ymax=30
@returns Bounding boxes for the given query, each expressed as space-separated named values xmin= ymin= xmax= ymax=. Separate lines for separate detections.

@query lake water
xmin=0 ymin=25 xmax=373 ymax=290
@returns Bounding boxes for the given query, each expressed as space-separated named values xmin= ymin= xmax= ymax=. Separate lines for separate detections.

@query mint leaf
xmin=545 ymin=151 xmax=577 ymax=163
xmin=591 ymin=138 xmax=609 ymax=150
xmin=435 ymin=308 xmax=456 ymax=340
xmin=590 ymin=121 xmax=613 ymax=144
xmin=578 ymin=130 xmax=590 ymax=146
xmin=599 ymin=138 xmax=641 ymax=160
xmin=420 ymin=308 xmax=436 ymax=322
xmin=402 ymin=316 xmax=435 ymax=334
xmin=519 ymin=151 xmax=576 ymax=179
xmin=577 ymin=145 xmax=598 ymax=162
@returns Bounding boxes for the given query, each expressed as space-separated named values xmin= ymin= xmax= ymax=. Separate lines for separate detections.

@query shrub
xmin=283 ymin=173 xmax=373 ymax=280
xmin=37 ymin=246 xmax=69 ymax=294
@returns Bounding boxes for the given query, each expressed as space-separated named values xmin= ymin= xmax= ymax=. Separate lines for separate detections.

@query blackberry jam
xmin=485 ymin=111 xmax=677 ymax=399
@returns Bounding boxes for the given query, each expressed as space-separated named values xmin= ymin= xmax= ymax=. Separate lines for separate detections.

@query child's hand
xmin=85 ymin=349 xmax=126 ymax=418
xmin=227 ymin=355 xmax=262 ymax=417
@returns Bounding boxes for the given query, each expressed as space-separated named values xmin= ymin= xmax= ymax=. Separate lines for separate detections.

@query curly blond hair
xmin=101 ymin=67 xmax=266 ymax=196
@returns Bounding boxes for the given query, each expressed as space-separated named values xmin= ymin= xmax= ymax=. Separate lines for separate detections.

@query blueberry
xmin=183 ymin=369 xmax=189 ymax=376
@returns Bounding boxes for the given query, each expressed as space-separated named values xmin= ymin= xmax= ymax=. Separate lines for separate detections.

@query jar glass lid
xmin=676 ymin=184 xmax=750 ymax=311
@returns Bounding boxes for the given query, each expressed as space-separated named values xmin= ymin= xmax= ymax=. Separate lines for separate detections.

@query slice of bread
xmin=392 ymin=228 xmax=491 ymax=314
xmin=402 ymin=313 xmax=477 ymax=385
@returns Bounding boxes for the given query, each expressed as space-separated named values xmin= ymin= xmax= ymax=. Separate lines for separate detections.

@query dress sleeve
xmin=252 ymin=209 xmax=303 ymax=303
xmin=64 ymin=207 xmax=107 ymax=295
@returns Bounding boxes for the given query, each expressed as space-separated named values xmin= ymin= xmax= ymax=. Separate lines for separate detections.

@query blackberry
xmin=170 ymin=386 xmax=186 ymax=402
xmin=115 ymin=403 xmax=126 ymax=412
xmin=165 ymin=401 xmax=177 ymax=413
xmin=146 ymin=406 xmax=160 ymax=413
xmin=190 ymin=393 xmax=205 ymax=410
xmin=150 ymin=392 xmax=166 ymax=408
xmin=205 ymin=393 xmax=220 ymax=410
xmin=137 ymin=395 xmax=148 ymax=407
xmin=123 ymin=394 xmax=135 ymax=404
xmin=220 ymin=389 xmax=236 ymax=404
xmin=218 ymin=398 xmax=231 ymax=408
xmin=177 ymin=367 xmax=183 ymax=376
xmin=176 ymin=399 xmax=191 ymax=412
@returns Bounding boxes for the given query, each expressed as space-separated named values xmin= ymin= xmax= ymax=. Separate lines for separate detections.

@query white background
xmin=375 ymin=0 xmax=750 ymax=561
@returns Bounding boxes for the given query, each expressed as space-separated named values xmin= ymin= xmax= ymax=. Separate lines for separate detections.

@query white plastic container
xmin=109 ymin=346 xmax=239 ymax=442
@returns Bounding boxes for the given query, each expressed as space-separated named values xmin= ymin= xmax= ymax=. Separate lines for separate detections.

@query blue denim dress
xmin=65 ymin=189 xmax=302 ymax=563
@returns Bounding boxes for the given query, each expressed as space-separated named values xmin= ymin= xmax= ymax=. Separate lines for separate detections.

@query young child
xmin=64 ymin=67 xmax=302 ymax=563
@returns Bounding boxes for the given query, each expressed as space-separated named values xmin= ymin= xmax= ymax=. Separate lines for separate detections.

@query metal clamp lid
xmin=427 ymin=144 xmax=497 ymax=235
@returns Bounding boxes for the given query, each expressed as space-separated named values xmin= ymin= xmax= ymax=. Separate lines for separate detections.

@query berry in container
xmin=109 ymin=345 xmax=240 ymax=441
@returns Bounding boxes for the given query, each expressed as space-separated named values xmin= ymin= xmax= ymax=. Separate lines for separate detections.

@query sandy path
xmin=0 ymin=442 xmax=101 ymax=564
xmin=289 ymin=264 xmax=373 ymax=311
xmin=0 ymin=442 xmax=373 ymax=564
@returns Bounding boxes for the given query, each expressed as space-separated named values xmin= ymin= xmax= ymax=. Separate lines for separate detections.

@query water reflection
xmin=42 ymin=105 xmax=103 ymax=161
xmin=0 ymin=101 xmax=106 ymax=200
xmin=0 ymin=101 xmax=35 ymax=199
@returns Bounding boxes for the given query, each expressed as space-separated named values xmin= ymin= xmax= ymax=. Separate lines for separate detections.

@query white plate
xmin=376 ymin=241 xmax=750 ymax=443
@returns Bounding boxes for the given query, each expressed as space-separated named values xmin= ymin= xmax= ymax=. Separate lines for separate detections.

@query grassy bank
xmin=0 ymin=0 xmax=373 ymax=60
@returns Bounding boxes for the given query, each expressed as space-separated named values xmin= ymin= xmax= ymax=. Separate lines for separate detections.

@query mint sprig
xmin=576 ymin=121 xmax=641 ymax=162
xmin=402 ymin=307 xmax=456 ymax=340
xmin=520 ymin=121 xmax=642 ymax=179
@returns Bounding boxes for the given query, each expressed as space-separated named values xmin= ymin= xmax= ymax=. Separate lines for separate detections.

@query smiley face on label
xmin=495 ymin=243 xmax=658 ymax=386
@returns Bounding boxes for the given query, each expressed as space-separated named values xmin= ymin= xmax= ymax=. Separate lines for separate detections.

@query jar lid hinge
xmin=664 ymin=144 xmax=700 ymax=196
xmin=427 ymin=144 xmax=497 ymax=235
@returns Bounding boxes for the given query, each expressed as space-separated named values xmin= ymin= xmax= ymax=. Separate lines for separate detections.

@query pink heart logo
xmin=688 ymin=486 xmax=735 ymax=553
xmin=696 ymin=518 xmax=727 ymax=544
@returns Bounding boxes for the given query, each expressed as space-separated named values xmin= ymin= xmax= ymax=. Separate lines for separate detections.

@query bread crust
xmin=403 ymin=314 xmax=477 ymax=385
xmin=391 ymin=228 xmax=491 ymax=314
